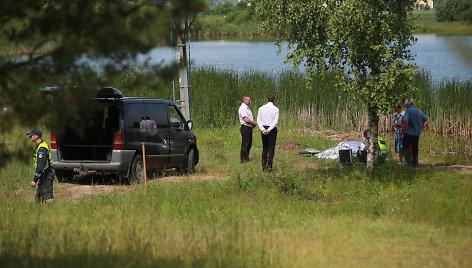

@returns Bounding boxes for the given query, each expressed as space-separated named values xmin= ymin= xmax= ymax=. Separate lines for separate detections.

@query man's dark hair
xmin=267 ymin=94 xmax=276 ymax=102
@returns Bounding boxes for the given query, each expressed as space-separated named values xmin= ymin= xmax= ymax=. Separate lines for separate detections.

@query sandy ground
xmin=51 ymin=174 xmax=230 ymax=203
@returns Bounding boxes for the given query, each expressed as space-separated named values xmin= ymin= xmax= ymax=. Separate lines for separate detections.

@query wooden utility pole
xmin=176 ymin=19 xmax=191 ymax=120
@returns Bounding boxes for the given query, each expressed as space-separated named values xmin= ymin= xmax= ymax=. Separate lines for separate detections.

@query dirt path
xmin=54 ymin=183 xmax=132 ymax=202
xmin=49 ymin=174 xmax=230 ymax=203
xmin=434 ymin=165 xmax=472 ymax=175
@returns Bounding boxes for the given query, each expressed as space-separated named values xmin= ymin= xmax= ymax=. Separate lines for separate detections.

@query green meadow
xmin=190 ymin=9 xmax=472 ymax=37
xmin=1 ymin=69 xmax=472 ymax=267
xmin=1 ymin=125 xmax=472 ymax=267
xmin=413 ymin=10 xmax=472 ymax=35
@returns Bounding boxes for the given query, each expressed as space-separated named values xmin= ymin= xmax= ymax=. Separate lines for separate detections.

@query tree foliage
xmin=196 ymin=0 xmax=256 ymax=33
xmin=0 ymin=0 xmax=207 ymax=166
xmin=256 ymin=0 xmax=417 ymax=169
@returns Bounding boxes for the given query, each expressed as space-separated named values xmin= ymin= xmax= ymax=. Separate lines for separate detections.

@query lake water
xmin=137 ymin=34 xmax=472 ymax=82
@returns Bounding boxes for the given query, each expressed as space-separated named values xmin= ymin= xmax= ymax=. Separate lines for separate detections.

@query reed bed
xmin=113 ymin=67 xmax=471 ymax=138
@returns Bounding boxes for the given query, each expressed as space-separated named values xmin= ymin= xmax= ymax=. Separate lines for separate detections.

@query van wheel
xmin=129 ymin=155 xmax=144 ymax=183
xmin=55 ymin=171 xmax=73 ymax=183
xmin=184 ymin=148 xmax=196 ymax=174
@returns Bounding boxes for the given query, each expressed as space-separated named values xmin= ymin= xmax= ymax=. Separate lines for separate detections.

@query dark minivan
xmin=43 ymin=87 xmax=198 ymax=182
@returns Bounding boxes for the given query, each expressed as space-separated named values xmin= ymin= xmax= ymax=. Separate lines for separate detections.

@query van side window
xmin=144 ymin=104 xmax=168 ymax=127
xmin=124 ymin=104 xmax=145 ymax=129
xmin=168 ymin=105 xmax=184 ymax=129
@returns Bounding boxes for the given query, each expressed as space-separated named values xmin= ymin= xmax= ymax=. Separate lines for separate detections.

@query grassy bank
xmin=188 ymin=10 xmax=472 ymax=37
xmin=413 ymin=10 xmax=472 ymax=35
xmin=1 ymin=125 xmax=472 ymax=267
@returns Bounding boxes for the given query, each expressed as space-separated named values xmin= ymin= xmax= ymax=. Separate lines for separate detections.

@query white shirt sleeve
xmin=237 ymin=106 xmax=244 ymax=118
xmin=257 ymin=107 xmax=265 ymax=131
xmin=238 ymin=105 xmax=248 ymax=125
xmin=267 ymin=107 xmax=279 ymax=132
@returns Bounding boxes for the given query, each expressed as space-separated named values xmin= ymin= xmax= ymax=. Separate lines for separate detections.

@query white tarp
xmin=315 ymin=141 xmax=365 ymax=160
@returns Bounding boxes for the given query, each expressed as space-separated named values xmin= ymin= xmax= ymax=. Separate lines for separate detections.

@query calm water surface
xmin=139 ymin=34 xmax=472 ymax=82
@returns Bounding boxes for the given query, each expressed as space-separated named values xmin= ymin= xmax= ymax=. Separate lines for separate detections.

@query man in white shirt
xmin=238 ymin=96 xmax=257 ymax=163
xmin=257 ymin=94 xmax=279 ymax=171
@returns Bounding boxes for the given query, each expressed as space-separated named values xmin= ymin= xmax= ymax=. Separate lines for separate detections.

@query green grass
xmin=189 ymin=9 xmax=472 ymax=37
xmin=413 ymin=10 xmax=472 ymax=35
xmin=193 ymin=15 xmax=260 ymax=37
xmin=413 ymin=10 xmax=438 ymax=24
xmin=1 ymin=125 xmax=472 ymax=267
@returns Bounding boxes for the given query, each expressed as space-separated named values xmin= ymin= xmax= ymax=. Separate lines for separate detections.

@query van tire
xmin=129 ymin=155 xmax=144 ymax=183
xmin=184 ymin=148 xmax=196 ymax=174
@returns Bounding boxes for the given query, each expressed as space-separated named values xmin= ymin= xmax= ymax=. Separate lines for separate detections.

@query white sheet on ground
xmin=315 ymin=141 xmax=365 ymax=160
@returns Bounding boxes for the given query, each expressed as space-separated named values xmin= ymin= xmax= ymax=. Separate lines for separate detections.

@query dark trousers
xmin=358 ymin=150 xmax=367 ymax=163
xmin=261 ymin=126 xmax=277 ymax=170
xmin=357 ymin=150 xmax=386 ymax=164
xmin=35 ymin=169 xmax=55 ymax=203
xmin=240 ymin=125 xmax=253 ymax=162
xmin=402 ymin=133 xmax=420 ymax=167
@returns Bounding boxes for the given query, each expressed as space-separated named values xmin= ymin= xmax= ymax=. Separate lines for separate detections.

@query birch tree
xmin=256 ymin=0 xmax=417 ymax=170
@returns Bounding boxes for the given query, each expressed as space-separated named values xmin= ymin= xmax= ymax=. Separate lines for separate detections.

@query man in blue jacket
xmin=27 ymin=129 xmax=55 ymax=203
xmin=402 ymin=99 xmax=429 ymax=167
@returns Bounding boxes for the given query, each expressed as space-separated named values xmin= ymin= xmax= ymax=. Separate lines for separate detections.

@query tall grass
xmin=124 ymin=68 xmax=468 ymax=138
xmin=111 ymin=68 xmax=472 ymax=138
xmin=183 ymin=69 xmax=363 ymax=130
xmin=414 ymin=72 xmax=472 ymax=137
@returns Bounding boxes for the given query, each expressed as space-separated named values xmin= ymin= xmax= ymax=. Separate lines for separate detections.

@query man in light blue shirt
xmin=402 ymin=99 xmax=429 ymax=167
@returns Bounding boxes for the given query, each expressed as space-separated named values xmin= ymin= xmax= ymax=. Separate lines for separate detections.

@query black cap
xmin=26 ymin=128 xmax=42 ymax=137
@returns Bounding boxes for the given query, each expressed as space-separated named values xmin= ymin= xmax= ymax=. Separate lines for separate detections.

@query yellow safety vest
xmin=378 ymin=136 xmax=387 ymax=156
xmin=34 ymin=140 xmax=53 ymax=172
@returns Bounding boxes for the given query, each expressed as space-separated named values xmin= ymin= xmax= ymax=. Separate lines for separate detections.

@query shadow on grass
xmin=0 ymin=255 xmax=200 ymax=268
xmin=310 ymin=157 xmax=444 ymax=183
xmin=60 ymin=169 xmax=183 ymax=186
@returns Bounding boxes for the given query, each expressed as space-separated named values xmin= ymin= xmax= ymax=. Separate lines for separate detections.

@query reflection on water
xmin=443 ymin=35 xmax=472 ymax=68
xmin=410 ymin=35 xmax=472 ymax=81
xmin=137 ymin=35 xmax=472 ymax=82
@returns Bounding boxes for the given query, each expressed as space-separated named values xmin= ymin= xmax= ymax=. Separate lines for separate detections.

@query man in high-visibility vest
xmin=358 ymin=129 xmax=388 ymax=163
xmin=26 ymin=128 xmax=55 ymax=203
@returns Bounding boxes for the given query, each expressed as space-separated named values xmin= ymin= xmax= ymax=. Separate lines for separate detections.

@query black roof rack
xmin=39 ymin=86 xmax=123 ymax=98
